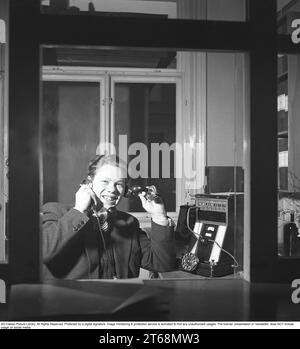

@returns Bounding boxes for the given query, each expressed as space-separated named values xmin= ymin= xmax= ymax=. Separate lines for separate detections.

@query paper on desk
xmin=113 ymin=285 xmax=163 ymax=313
xmin=8 ymin=282 xmax=162 ymax=320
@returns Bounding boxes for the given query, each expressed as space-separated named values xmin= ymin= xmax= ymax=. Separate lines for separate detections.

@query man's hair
xmin=87 ymin=154 xmax=127 ymax=179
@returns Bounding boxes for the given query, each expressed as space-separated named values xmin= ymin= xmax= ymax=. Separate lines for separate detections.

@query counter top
xmin=1 ymin=278 xmax=299 ymax=322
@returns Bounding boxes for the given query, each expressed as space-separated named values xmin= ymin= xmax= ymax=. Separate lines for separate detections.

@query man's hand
xmin=74 ymin=184 xmax=98 ymax=213
xmin=138 ymin=191 xmax=168 ymax=226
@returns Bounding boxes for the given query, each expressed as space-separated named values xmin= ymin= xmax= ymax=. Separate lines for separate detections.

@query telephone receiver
xmin=80 ymin=177 xmax=103 ymax=212
xmin=125 ymin=185 xmax=163 ymax=204
xmin=90 ymin=197 xmax=103 ymax=212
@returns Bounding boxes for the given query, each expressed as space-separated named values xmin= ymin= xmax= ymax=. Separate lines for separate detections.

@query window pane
xmin=40 ymin=47 xmax=248 ymax=281
xmin=0 ymin=0 xmax=8 ymax=263
xmin=206 ymin=0 xmax=246 ymax=22
xmin=40 ymin=0 xmax=246 ymax=22
xmin=278 ymin=54 xmax=300 ymax=258
xmin=41 ymin=0 xmax=177 ymax=18
xmin=42 ymin=81 xmax=100 ymax=205
xmin=114 ymin=82 xmax=176 ymax=212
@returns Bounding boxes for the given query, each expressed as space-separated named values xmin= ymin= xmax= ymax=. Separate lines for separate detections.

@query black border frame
xmin=3 ymin=0 xmax=300 ymax=284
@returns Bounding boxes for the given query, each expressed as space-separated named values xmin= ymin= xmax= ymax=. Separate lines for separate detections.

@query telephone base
xmin=177 ymin=258 xmax=234 ymax=277
xmin=194 ymin=261 xmax=234 ymax=277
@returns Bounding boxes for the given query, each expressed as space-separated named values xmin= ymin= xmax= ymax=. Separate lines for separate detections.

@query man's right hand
xmin=74 ymin=184 xmax=98 ymax=213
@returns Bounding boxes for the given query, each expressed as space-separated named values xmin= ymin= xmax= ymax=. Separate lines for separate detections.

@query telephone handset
xmin=80 ymin=177 xmax=113 ymax=241
xmin=125 ymin=185 xmax=163 ymax=204
xmin=80 ymin=177 xmax=103 ymax=213
xmin=91 ymin=198 xmax=103 ymax=213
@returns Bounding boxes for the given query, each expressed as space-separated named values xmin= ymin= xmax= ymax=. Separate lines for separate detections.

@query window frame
xmin=109 ymin=73 xmax=182 ymax=222
xmin=5 ymin=0 xmax=289 ymax=284
xmin=0 ymin=0 xmax=9 ymax=270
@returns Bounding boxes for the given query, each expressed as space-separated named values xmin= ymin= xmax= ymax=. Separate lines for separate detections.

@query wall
xmin=206 ymin=52 xmax=246 ymax=195
xmin=206 ymin=0 xmax=245 ymax=175
xmin=205 ymin=1 xmax=246 ymax=193
xmin=207 ymin=53 xmax=245 ymax=168
xmin=177 ymin=0 xmax=246 ymax=196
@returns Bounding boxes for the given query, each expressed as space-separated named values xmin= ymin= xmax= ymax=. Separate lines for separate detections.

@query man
xmin=42 ymin=154 xmax=175 ymax=279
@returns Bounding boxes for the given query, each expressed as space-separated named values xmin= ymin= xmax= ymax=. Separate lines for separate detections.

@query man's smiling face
xmin=92 ymin=164 xmax=126 ymax=209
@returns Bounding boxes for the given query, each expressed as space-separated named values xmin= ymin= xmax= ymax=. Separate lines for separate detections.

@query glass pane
xmin=156 ymin=51 xmax=246 ymax=280
xmin=42 ymin=81 xmax=100 ymax=205
xmin=41 ymin=47 xmax=248 ymax=280
xmin=43 ymin=46 xmax=177 ymax=69
xmin=41 ymin=0 xmax=177 ymax=18
xmin=278 ymin=54 xmax=300 ymax=258
xmin=206 ymin=0 xmax=246 ymax=22
xmin=114 ymin=82 xmax=176 ymax=213
xmin=40 ymin=0 xmax=246 ymax=22
xmin=278 ymin=0 xmax=300 ymax=34
xmin=0 ymin=0 xmax=8 ymax=263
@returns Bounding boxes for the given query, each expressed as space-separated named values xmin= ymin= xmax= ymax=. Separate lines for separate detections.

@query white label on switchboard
xmin=190 ymin=222 xmax=203 ymax=254
xmin=209 ymin=225 xmax=227 ymax=263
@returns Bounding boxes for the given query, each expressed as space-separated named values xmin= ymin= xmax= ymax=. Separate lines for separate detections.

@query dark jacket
xmin=42 ymin=202 xmax=176 ymax=280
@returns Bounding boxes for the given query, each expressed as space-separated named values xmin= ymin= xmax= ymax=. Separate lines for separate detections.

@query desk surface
xmin=146 ymin=278 xmax=299 ymax=321
xmin=158 ymin=270 xmax=243 ymax=279
xmin=1 ymin=278 xmax=299 ymax=322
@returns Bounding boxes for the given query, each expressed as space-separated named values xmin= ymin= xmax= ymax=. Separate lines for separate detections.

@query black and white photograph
xmin=0 ymin=0 xmax=300 ymax=331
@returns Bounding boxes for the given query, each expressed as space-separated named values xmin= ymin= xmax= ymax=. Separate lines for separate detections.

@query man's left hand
xmin=138 ymin=191 xmax=168 ymax=226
